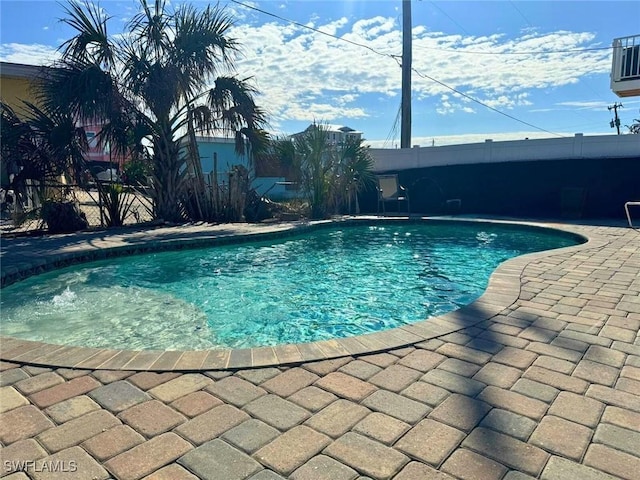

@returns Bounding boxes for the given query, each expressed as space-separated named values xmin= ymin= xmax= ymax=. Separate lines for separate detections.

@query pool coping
xmin=0 ymin=216 xmax=606 ymax=371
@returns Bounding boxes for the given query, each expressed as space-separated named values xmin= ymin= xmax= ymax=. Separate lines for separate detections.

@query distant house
xmin=291 ymin=124 xmax=363 ymax=145
xmin=194 ymin=136 xmax=298 ymax=200
xmin=195 ymin=136 xmax=249 ymax=176
xmin=196 ymin=136 xmax=308 ymax=200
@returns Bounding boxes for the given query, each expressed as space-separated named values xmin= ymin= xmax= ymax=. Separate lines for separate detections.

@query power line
xmin=428 ymin=1 xmax=472 ymax=37
xmin=422 ymin=1 xmax=610 ymax=55
xmin=420 ymin=2 xmax=565 ymax=137
xmin=228 ymin=0 xmax=401 ymax=61
xmin=509 ymin=1 xmax=534 ymax=29
xmin=404 ymin=57 xmax=566 ymax=137
xmin=425 ymin=0 xmax=604 ymax=136
xmin=232 ymin=0 xmax=609 ymax=62
xmin=230 ymin=0 xmax=566 ymax=138
xmin=411 ymin=44 xmax=612 ymax=55
xmin=384 ymin=104 xmax=402 ymax=148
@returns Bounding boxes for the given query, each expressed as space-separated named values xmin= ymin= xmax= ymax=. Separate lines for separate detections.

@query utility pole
xmin=608 ymin=102 xmax=623 ymax=135
xmin=400 ymin=0 xmax=412 ymax=148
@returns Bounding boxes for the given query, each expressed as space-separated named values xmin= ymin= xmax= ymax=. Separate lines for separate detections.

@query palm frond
xmin=22 ymin=0 xmax=267 ymax=223
xmin=128 ymin=0 xmax=171 ymax=61
xmin=35 ymin=59 xmax=120 ymax=124
xmin=1 ymin=100 xmax=88 ymax=183
xmin=59 ymin=0 xmax=114 ymax=66
xmin=171 ymin=3 xmax=237 ymax=98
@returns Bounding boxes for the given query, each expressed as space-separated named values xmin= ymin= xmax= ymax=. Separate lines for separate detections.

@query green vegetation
xmin=35 ymin=0 xmax=267 ymax=223
xmin=267 ymin=123 xmax=375 ymax=219
xmin=0 ymin=102 xmax=88 ymax=187
xmin=1 ymin=1 xmax=376 ymax=232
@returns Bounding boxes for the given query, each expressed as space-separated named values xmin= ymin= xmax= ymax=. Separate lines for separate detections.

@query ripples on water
xmin=0 ymin=222 xmax=578 ymax=349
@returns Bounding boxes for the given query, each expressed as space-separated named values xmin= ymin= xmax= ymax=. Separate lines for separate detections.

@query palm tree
xmin=1 ymin=101 xmax=90 ymax=231
xmin=294 ymin=124 xmax=336 ymax=219
xmin=37 ymin=0 xmax=267 ymax=222
xmin=1 ymin=101 xmax=88 ymax=187
xmin=334 ymin=136 xmax=376 ymax=215
xmin=285 ymin=123 xmax=375 ymax=219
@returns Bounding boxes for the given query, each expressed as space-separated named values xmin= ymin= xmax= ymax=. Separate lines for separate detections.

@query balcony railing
xmin=611 ymin=34 xmax=640 ymax=97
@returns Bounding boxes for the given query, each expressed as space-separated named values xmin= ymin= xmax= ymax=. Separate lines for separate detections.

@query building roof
xmin=324 ymin=124 xmax=362 ymax=134
xmin=292 ymin=123 xmax=363 ymax=137
xmin=0 ymin=61 xmax=46 ymax=79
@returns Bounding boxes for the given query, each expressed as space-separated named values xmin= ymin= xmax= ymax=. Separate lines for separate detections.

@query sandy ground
xmin=0 ymin=187 xmax=154 ymax=234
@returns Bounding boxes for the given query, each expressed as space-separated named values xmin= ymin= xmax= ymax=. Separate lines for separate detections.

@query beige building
xmin=0 ymin=61 xmax=44 ymax=115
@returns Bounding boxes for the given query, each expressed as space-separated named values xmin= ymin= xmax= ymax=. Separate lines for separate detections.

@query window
xmin=86 ymin=132 xmax=98 ymax=148
xmin=621 ymin=45 xmax=640 ymax=79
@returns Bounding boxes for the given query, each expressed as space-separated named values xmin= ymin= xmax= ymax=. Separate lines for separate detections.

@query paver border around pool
xmin=0 ymin=216 xmax=605 ymax=372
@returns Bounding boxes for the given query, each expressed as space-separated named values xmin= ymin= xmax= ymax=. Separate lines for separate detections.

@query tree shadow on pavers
xmin=430 ymin=243 xmax=636 ymax=479
xmin=373 ymin=297 xmax=562 ymax=477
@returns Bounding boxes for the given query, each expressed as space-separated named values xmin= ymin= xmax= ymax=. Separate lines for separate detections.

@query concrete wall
xmin=361 ymin=134 xmax=640 ymax=219
xmin=370 ymin=134 xmax=640 ymax=172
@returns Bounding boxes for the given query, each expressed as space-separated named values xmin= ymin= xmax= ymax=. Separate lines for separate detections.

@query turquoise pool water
xmin=0 ymin=222 xmax=580 ymax=350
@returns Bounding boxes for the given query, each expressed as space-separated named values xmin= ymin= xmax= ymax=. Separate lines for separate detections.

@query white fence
xmin=370 ymin=134 xmax=640 ymax=172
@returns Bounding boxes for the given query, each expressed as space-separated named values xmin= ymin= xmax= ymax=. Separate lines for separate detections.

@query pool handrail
xmin=625 ymin=201 xmax=639 ymax=228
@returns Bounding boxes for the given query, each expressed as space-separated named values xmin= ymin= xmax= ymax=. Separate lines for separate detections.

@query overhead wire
xmin=428 ymin=1 xmax=472 ymax=36
xmin=507 ymin=0 xmax=611 ymax=128
xmin=422 ymin=1 xmax=567 ymax=136
xmin=230 ymin=0 xmax=570 ymax=139
xmin=228 ymin=0 xmax=400 ymax=61
xmin=421 ymin=1 xmax=565 ymax=136
xmin=509 ymin=0 xmax=534 ymax=29
xmin=384 ymin=104 xmax=403 ymax=148
xmin=400 ymin=58 xmax=565 ymax=137
xmin=424 ymin=1 xmax=611 ymax=55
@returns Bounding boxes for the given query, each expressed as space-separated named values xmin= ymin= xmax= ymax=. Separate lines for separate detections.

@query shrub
xmin=41 ymin=199 xmax=88 ymax=233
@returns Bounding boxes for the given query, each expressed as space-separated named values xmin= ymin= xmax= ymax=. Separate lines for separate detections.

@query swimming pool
xmin=0 ymin=221 xmax=581 ymax=350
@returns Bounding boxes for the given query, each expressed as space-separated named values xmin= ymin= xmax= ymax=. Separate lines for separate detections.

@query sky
xmin=1 ymin=0 xmax=640 ymax=147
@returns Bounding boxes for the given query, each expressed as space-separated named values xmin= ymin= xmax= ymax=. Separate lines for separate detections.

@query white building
xmin=611 ymin=34 xmax=640 ymax=98
xmin=291 ymin=124 xmax=363 ymax=145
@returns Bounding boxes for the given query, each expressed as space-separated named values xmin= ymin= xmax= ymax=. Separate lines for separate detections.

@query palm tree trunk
xmin=153 ymin=123 xmax=183 ymax=222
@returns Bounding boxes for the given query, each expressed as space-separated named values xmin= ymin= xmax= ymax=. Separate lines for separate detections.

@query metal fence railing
xmin=0 ymin=183 xmax=153 ymax=235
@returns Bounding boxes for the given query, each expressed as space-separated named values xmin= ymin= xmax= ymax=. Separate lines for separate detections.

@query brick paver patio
xmin=1 ymin=218 xmax=639 ymax=479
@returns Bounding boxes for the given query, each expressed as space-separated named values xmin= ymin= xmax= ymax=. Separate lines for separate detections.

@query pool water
xmin=0 ymin=222 xmax=579 ymax=350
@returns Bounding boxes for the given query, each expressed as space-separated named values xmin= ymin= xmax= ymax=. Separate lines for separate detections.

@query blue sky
xmin=1 ymin=0 xmax=640 ymax=146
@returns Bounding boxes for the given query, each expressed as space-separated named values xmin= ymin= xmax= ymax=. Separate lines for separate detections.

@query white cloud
xmin=352 ymin=16 xmax=396 ymax=39
xmin=0 ymin=11 xmax=615 ymax=133
xmin=410 ymin=30 xmax=610 ymax=100
xmin=336 ymin=94 xmax=358 ymax=105
xmin=227 ymin=15 xmax=612 ymax=125
xmin=556 ymin=101 xmax=608 ymax=108
xmin=529 ymin=99 xmax=640 ymax=114
xmin=0 ymin=43 xmax=59 ymax=65
xmin=366 ymin=130 xmax=613 ymax=148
